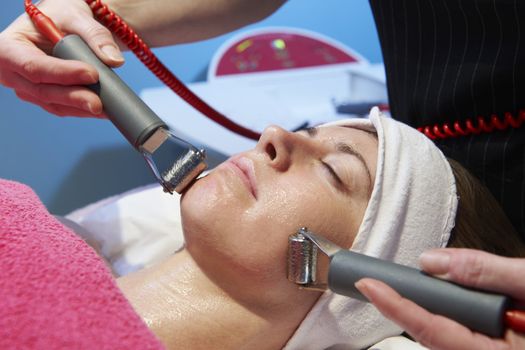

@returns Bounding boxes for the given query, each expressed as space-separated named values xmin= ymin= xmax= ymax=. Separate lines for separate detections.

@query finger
xmin=1 ymin=40 xmax=99 ymax=86
xmin=44 ymin=102 xmax=107 ymax=118
xmin=16 ymin=91 xmax=106 ymax=119
xmin=506 ymin=329 xmax=525 ymax=348
xmin=8 ymin=70 xmax=102 ymax=115
xmin=420 ymin=248 xmax=525 ymax=299
xmin=355 ymin=278 xmax=508 ymax=350
xmin=63 ymin=14 xmax=125 ymax=67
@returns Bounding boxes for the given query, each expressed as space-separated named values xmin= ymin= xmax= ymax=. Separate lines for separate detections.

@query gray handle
xmin=329 ymin=250 xmax=509 ymax=338
xmin=52 ymin=34 xmax=167 ymax=148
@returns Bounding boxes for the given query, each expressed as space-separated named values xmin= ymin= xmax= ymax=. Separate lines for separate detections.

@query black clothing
xmin=369 ymin=0 xmax=525 ymax=238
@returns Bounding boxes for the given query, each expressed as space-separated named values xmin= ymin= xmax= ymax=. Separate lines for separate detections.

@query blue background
xmin=0 ymin=0 xmax=382 ymax=214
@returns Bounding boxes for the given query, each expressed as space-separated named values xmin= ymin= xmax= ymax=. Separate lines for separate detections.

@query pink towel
xmin=0 ymin=179 xmax=164 ymax=350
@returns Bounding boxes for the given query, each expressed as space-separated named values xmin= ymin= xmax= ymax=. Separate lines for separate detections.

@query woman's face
xmin=181 ymin=124 xmax=378 ymax=304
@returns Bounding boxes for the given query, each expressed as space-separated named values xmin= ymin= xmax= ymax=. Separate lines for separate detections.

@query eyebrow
xmin=302 ymin=126 xmax=373 ymax=194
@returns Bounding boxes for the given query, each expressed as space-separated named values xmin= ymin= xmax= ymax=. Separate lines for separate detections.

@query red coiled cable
xmin=85 ymin=0 xmax=261 ymax=140
xmin=25 ymin=0 xmax=261 ymax=140
xmin=417 ymin=110 xmax=525 ymax=140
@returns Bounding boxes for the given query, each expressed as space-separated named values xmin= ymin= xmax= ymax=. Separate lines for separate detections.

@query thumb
xmin=66 ymin=16 xmax=125 ymax=67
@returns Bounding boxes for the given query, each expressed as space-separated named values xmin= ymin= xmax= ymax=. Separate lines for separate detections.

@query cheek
xmin=180 ymin=173 xmax=240 ymax=246
xmin=180 ymin=179 xmax=285 ymax=276
xmin=180 ymin=173 xmax=267 ymax=276
xmin=180 ymin=169 xmax=251 ymax=230
xmin=179 ymin=171 xmax=359 ymax=295
xmin=254 ymin=178 xmax=342 ymax=236
xmin=259 ymin=177 xmax=362 ymax=250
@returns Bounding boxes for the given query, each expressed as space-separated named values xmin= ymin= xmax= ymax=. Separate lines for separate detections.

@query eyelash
xmin=296 ymin=126 xmax=318 ymax=137
xmin=297 ymin=127 xmax=347 ymax=190
xmin=321 ymin=161 xmax=344 ymax=186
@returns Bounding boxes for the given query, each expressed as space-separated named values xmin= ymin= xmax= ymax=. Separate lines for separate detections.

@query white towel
xmin=284 ymin=107 xmax=458 ymax=349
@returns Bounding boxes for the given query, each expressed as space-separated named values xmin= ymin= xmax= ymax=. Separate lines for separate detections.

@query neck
xmin=117 ymin=249 xmax=318 ymax=349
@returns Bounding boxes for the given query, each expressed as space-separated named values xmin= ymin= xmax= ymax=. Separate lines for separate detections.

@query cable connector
xmin=25 ymin=1 xmax=64 ymax=44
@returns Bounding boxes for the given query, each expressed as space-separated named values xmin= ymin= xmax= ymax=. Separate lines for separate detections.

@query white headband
xmin=284 ymin=107 xmax=458 ymax=349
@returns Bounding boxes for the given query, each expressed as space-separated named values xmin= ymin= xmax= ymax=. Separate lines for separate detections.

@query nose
xmin=256 ymin=125 xmax=314 ymax=171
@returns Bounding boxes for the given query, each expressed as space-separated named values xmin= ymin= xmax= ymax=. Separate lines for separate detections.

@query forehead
xmin=317 ymin=124 xmax=378 ymax=146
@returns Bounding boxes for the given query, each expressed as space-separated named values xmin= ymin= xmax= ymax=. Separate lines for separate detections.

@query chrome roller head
xmin=141 ymin=127 xmax=207 ymax=194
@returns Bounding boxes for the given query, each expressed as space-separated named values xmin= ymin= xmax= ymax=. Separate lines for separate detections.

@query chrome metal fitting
xmin=140 ymin=127 xmax=207 ymax=194
xmin=287 ymin=227 xmax=340 ymax=291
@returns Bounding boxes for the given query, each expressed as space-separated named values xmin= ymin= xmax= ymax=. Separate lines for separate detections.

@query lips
xmin=229 ymin=156 xmax=257 ymax=199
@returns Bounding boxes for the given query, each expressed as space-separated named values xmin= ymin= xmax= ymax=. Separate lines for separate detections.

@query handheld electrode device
xmin=53 ymin=34 xmax=207 ymax=194
xmin=24 ymin=0 xmax=262 ymax=193
xmin=25 ymin=1 xmax=206 ymax=193
xmin=288 ymin=227 xmax=525 ymax=338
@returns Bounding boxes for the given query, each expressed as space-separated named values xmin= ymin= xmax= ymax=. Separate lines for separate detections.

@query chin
xmin=180 ymin=176 xmax=215 ymax=235
xmin=180 ymin=173 xmax=238 ymax=249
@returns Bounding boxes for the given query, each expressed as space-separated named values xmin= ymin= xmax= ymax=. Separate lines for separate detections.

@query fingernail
xmin=419 ymin=250 xmax=450 ymax=275
xmin=83 ymin=102 xmax=100 ymax=115
xmin=81 ymin=71 xmax=97 ymax=83
xmin=100 ymin=45 xmax=124 ymax=62
xmin=355 ymin=280 xmax=373 ymax=302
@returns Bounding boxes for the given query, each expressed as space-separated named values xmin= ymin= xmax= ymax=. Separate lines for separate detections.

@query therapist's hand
xmin=0 ymin=0 xmax=124 ymax=118
xmin=355 ymin=248 xmax=525 ymax=350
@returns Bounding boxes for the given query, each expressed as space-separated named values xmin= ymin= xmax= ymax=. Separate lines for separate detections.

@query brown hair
xmin=446 ymin=158 xmax=525 ymax=257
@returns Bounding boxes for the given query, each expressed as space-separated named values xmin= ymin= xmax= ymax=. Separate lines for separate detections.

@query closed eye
xmin=296 ymin=126 xmax=318 ymax=137
xmin=321 ymin=161 xmax=345 ymax=188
